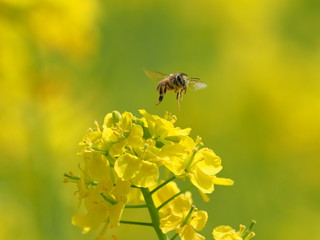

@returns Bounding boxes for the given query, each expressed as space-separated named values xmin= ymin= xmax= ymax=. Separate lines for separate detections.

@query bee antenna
xmin=190 ymin=77 xmax=200 ymax=80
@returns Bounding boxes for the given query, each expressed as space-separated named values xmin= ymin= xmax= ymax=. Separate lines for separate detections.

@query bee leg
xmin=180 ymin=89 xmax=185 ymax=102
xmin=176 ymin=91 xmax=181 ymax=111
xmin=157 ymin=95 xmax=164 ymax=105
xmin=163 ymin=85 xmax=167 ymax=94
xmin=157 ymin=85 xmax=165 ymax=105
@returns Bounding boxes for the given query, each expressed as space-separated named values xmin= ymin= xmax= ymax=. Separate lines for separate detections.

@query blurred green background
xmin=1 ymin=0 xmax=320 ymax=239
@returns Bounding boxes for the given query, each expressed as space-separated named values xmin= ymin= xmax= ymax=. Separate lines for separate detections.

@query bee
xmin=144 ymin=69 xmax=207 ymax=110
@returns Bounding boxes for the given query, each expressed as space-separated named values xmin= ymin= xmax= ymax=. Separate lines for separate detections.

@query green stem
xmin=125 ymin=204 xmax=147 ymax=208
xmin=182 ymin=206 xmax=195 ymax=225
xmin=100 ymin=193 xmax=117 ymax=205
xmin=171 ymin=233 xmax=178 ymax=240
xmin=184 ymin=150 xmax=197 ymax=172
xmin=150 ymin=176 xmax=176 ymax=195
xmin=87 ymin=144 xmax=108 ymax=155
xmin=64 ymin=173 xmax=98 ymax=186
xmin=64 ymin=173 xmax=80 ymax=181
xmin=120 ymin=220 xmax=153 ymax=227
xmin=141 ymin=188 xmax=168 ymax=240
xmin=242 ymin=220 xmax=256 ymax=239
xmin=248 ymin=220 xmax=256 ymax=231
xmin=157 ymin=186 xmax=192 ymax=211
xmin=170 ymin=206 xmax=195 ymax=240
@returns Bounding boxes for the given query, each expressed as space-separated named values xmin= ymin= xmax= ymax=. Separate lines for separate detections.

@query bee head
xmin=176 ymin=73 xmax=188 ymax=86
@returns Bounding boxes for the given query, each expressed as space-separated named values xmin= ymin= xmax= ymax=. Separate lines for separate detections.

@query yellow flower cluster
xmin=65 ymin=110 xmax=237 ymax=239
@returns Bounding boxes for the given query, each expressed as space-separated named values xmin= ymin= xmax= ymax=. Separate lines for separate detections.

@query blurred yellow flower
xmin=72 ymin=204 xmax=109 ymax=234
xmin=27 ymin=0 xmax=100 ymax=56
xmin=72 ymin=177 xmax=130 ymax=234
xmin=212 ymin=224 xmax=255 ymax=240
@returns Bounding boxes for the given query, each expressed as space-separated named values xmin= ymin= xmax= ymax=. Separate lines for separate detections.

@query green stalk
xmin=120 ymin=220 xmax=153 ymax=227
xmin=125 ymin=204 xmax=147 ymax=208
xmin=157 ymin=186 xmax=192 ymax=211
xmin=182 ymin=206 xmax=195 ymax=225
xmin=171 ymin=233 xmax=178 ymax=240
xmin=150 ymin=176 xmax=176 ymax=195
xmin=63 ymin=173 xmax=80 ymax=181
xmin=141 ymin=188 xmax=168 ymax=240
xmin=171 ymin=207 xmax=194 ymax=240
xmin=241 ymin=220 xmax=256 ymax=239
xmin=64 ymin=173 xmax=99 ymax=186
xmin=100 ymin=193 xmax=117 ymax=205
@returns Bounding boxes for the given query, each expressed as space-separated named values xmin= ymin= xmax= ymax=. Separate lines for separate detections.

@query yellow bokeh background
xmin=1 ymin=1 xmax=319 ymax=239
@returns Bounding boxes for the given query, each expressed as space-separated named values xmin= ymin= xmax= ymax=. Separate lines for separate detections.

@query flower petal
xmin=189 ymin=168 xmax=214 ymax=194
xmin=72 ymin=205 xmax=109 ymax=234
xmin=214 ymin=177 xmax=234 ymax=186
xmin=114 ymin=153 xmax=141 ymax=181
xmin=177 ymin=225 xmax=205 ymax=240
xmin=190 ymin=210 xmax=208 ymax=231
xmin=153 ymin=181 xmax=180 ymax=208
xmin=193 ymin=148 xmax=222 ymax=176
xmin=119 ymin=112 xmax=133 ymax=131
xmin=132 ymin=161 xmax=159 ymax=187
xmin=107 ymin=202 xmax=125 ymax=229
xmin=127 ymin=124 xmax=144 ymax=147
xmin=160 ymin=213 xmax=182 ymax=233
xmin=212 ymin=226 xmax=242 ymax=240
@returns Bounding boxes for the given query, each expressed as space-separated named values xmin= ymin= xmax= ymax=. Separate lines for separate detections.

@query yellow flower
xmin=72 ymin=173 xmax=131 ymax=234
xmin=114 ymin=153 xmax=141 ymax=181
xmin=152 ymin=181 xmax=180 ymax=208
xmin=139 ymin=109 xmax=191 ymax=144
xmin=81 ymin=129 xmax=110 ymax=153
xmin=67 ymin=110 xmax=238 ymax=239
xmin=177 ymin=223 xmax=206 ymax=240
xmin=82 ymin=151 xmax=111 ymax=181
xmin=212 ymin=225 xmax=255 ymax=240
xmin=74 ymin=150 xmax=114 ymax=206
xmin=160 ymin=136 xmax=195 ymax=175
xmin=114 ymin=153 xmax=159 ymax=188
xmin=72 ymin=204 xmax=109 ymax=234
xmin=161 ymin=136 xmax=234 ymax=193
xmin=102 ymin=111 xmax=136 ymax=144
xmin=153 ymin=182 xmax=207 ymax=239
xmin=102 ymin=111 xmax=146 ymax=159
xmin=126 ymin=187 xmax=144 ymax=204
xmin=159 ymin=194 xmax=192 ymax=233
xmin=72 ymin=184 xmax=109 ymax=234
xmin=131 ymin=160 xmax=159 ymax=187
xmin=161 ymin=194 xmax=207 ymax=239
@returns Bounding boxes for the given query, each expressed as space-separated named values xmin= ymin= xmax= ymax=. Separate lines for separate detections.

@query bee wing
xmin=143 ymin=69 xmax=168 ymax=82
xmin=188 ymin=80 xmax=207 ymax=91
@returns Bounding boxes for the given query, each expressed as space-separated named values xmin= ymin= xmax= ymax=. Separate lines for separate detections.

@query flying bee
xmin=144 ymin=69 xmax=207 ymax=110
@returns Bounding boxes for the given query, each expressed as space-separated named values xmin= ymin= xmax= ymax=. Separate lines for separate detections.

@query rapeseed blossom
xmin=153 ymin=182 xmax=207 ymax=239
xmin=212 ymin=223 xmax=256 ymax=240
xmin=65 ymin=110 xmax=254 ymax=239
xmin=161 ymin=136 xmax=234 ymax=193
